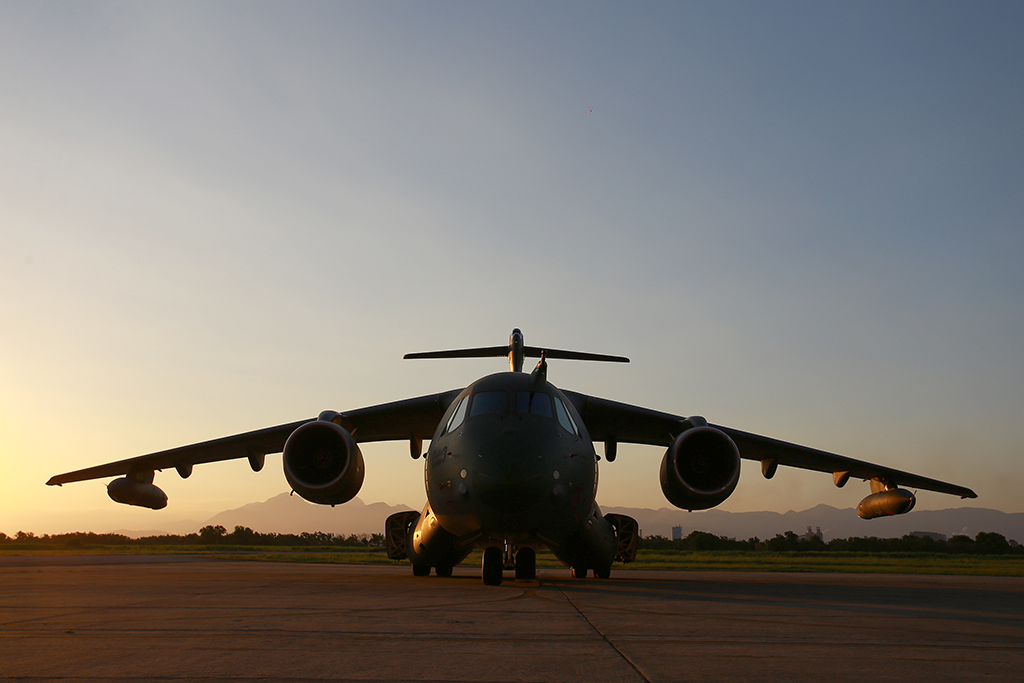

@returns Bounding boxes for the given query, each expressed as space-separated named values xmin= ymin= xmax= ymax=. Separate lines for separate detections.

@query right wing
xmin=564 ymin=391 xmax=977 ymax=499
xmin=46 ymin=389 xmax=463 ymax=487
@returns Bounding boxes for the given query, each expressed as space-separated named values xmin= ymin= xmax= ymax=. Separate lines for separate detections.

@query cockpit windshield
xmin=465 ymin=389 xmax=566 ymax=426
xmin=444 ymin=396 xmax=468 ymax=433
xmin=469 ymin=391 xmax=508 ymax=417
xmin=515 ymin=391 xmax=553 ymax=417
xmin=554 ymin=396 xmax=580 ymax=436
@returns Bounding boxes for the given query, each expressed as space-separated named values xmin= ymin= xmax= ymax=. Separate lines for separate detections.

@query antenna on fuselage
xmin=531 ymin=351 xmax=547 ymax=385
xmin=403 ymin=329 xmax=629 ymax=373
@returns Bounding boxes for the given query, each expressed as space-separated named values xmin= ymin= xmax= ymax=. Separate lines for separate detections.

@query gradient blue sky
xmin=2 ymin=2 xmax=1021 ymax=534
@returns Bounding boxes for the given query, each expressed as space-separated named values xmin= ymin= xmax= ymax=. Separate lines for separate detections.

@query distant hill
xmin=201 ymin=494 xmax=415 ymax=536
xmin=108 ymin=495 xmax=1022 ymax=543
xmin=603 ymin=503 xmax=1024 ymax=543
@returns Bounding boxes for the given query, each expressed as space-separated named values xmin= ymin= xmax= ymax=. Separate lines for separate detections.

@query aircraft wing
xmin=331 ymin=389 xmax=462 ymax=442
xmin=46 ymin=390 xmax=463 ymax=487
xmin=46 ymin=417 xmax=314 ymax=486
xmin=564 ymin=391 xmax=977 ymax=499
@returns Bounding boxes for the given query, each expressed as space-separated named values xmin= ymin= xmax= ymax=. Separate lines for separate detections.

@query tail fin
xmin=404 ymin=328 xmax=629 ymax=372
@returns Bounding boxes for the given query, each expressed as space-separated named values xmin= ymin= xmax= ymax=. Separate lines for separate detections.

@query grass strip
xmin=4 ymin=546 xmax=1022 ymax=576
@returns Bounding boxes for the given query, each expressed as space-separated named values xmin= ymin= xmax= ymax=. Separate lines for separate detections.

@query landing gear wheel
xmin=571 ymin=565 xmax=588 ymax=579
xmin=594 ymin=564 xmax=611 ymax=579
xmin=435 ymin=564 xmax=453 ymax=578
xmin=514 ymin=547 xmax=536 ymax=580
xmin=412 ymin=564 xmax=431 ymax=577
xmin=482 ymin=547 xmax=504 ymax=586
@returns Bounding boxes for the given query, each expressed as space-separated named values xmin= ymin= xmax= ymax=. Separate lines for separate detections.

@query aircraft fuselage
xmin=407 ymin=371 xmax=616 ymax=577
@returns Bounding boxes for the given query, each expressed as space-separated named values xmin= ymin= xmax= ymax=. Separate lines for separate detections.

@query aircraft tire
xmin=594 ymin=564 xmax=611 ymax=579
xmin=435 ymin=564 xmax=453 ymax=578
xmin=482 ymin=547 xmax=503 ymax=586
xmin=412 ymin=564 xmax=431 ymax=577
xmin=514 ymin=547 xmax=536 ymax=580
xmin=571 ymin=565 xmax=588 ymax=579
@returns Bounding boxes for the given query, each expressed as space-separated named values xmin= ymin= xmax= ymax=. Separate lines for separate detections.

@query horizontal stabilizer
xmin=403 ymin=346 xmax=510 ymax=360
xmin=527 ymin=346 xmax=629 ymax=363
xmin=404 ymin=346 xmax=628 ymax=363
xmin=404 ymin=329 xmax=628 ymax=372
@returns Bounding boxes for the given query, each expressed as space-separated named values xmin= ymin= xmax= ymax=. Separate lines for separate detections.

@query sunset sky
xmin=2 ymin=2 xmax=1021 ymax=535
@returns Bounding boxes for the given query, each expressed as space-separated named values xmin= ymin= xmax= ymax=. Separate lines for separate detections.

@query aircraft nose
xmin=472 ymin=437 xmax=546 ymax=512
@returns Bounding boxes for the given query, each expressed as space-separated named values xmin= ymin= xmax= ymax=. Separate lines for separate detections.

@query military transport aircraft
xmin=48 ymin=329 xmax=976 ymax=585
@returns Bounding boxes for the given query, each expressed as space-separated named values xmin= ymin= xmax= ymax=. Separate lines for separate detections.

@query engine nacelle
xmin=660 ymin=426 xmax=741 ymax=511
xmin=857 ymin=488 xmax=916 ymax=519
xmin=107 ymin=477 xmax=168 ymax=510
xmin=282 ymin=420 xmax=365 ymax=506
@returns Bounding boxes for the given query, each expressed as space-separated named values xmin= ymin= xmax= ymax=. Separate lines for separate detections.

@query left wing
xmin=46 ymin=417 xmax=313 ymax=486
xmin=564 ymin=391 xmax=977 ymax=499
xmin=47 ymin=389 xmax=462 ymax=486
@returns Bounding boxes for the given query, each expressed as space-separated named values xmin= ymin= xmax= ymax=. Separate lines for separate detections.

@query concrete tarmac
xmin=2 ymin=555 xmax=1022 ymax=682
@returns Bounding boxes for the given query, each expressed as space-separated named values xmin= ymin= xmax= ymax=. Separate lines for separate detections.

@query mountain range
xmin=602 ymin=503 xmax=1023 ymax=542
xmin=113 ymin=493 xmax=1023 ymax=543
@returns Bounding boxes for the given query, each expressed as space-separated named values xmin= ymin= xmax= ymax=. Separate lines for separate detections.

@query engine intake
xmin=660 ymin=426 xmax=740 ymax=511
xmin=283 ymin=420 xmax=365 ymax=506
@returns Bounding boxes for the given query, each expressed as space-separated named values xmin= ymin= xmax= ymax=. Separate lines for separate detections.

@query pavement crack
xmin=553 ymin=585 xmax=652 ymax=683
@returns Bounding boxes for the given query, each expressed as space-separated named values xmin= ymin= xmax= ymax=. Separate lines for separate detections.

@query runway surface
xmin=2 ymin=555 xmax=1022 ymax=682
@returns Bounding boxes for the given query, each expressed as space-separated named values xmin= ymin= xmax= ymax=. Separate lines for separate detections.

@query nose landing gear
xmin=514 ymin=547 xmax=536 ymax=580
xmin=482 ymin=546 xmax=504 ymax=585
xmin=481 ymin=543 xmax=537 ymax=585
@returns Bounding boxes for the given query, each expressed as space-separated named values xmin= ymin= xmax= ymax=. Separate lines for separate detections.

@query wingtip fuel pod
xmin=856 ymin=480 xmax=917 ymax=519
xmin=106 ymin=471 xmax=168 ymax=510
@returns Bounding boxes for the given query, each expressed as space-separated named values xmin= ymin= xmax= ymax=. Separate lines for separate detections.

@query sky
xmin=2 ymin=2 xmax=1022 ymax=535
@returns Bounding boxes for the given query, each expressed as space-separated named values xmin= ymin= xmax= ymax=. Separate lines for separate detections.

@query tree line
xmin=2 ymin=527 xmax=1020 ymax=554
xmin=639 ymin=530 xmax=1023 ymax=554
xmin=0 ymin=526 xmax=385 ymax=548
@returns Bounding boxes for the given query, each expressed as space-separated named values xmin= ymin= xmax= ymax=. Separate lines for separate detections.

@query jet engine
xmin=660 ymin=422 xmax=740 ymax=511
xmin=282 ymin=420 xmax=364 ymax=506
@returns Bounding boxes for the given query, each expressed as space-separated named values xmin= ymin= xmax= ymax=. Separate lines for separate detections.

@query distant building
xmin=671 ymin=525 xmax=683 ymax=541
xmin=910 ymin=531 xmax=947 ymax=542
xmin=801 ymin=526 xmax=823 ymax=542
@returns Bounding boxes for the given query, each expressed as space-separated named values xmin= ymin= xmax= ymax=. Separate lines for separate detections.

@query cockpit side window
xmin=515 ymin=391 xmax=553 ymax=417
xmin=469 ymin=391 xmax=508 ymax=417
xmin=554 ymin=397 xmax=580 ymax=436
xmin=444 ymin=396 xmax=468 ymax=434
